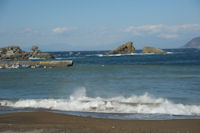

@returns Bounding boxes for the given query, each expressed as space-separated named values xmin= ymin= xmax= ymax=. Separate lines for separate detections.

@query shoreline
xmin=0 ymin=112 xmax=200 ymax=133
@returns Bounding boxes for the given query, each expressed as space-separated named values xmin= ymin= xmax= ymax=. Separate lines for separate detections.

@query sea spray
xmin=0 ymin=87 xmax=200 ymax=116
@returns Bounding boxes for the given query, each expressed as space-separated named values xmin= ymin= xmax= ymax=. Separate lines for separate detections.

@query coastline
xmin=0 ymin=112 xmax=200 ymax=133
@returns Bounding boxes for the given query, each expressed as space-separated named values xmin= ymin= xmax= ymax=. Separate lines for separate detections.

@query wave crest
xmin=0 ymin=87 xmax=199 ymax=116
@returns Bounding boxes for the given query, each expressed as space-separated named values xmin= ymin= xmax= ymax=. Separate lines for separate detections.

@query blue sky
xmin=0 ymin=0 xmax=200 ymax=51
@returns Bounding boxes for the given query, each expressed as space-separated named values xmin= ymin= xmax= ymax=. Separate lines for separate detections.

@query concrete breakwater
xmin=0 ymin=60 xmax=73 ymax=69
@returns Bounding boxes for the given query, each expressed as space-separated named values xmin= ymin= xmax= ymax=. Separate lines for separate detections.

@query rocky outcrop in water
xmin=104 ymin=41 xmax=135 ymax=55
xmin=142 ymin=46 xmax=166 ymax=54
xmin=0 ymin=46 xmax=29 ymax=60
xmin=0 ymin=46 xmax=54 ymax=60
xmin=29 ymin=46 xmax=54 ymax=59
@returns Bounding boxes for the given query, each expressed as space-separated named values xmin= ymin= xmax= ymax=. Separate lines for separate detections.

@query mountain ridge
xmin=183 ymin=37 xmax=200 ymax=48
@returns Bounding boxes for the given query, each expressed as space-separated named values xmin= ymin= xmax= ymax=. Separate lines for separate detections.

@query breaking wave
xmin=97 ymin=52 xmax=173 ymax=57
xmin=0 ymin=87 xmax=199 ymax=116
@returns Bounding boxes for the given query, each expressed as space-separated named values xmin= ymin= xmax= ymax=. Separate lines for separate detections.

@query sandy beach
xmin=0 ymin=112 xmax=199 ymax=133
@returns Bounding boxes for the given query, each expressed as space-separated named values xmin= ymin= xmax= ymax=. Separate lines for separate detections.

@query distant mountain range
xmin=182 ymin=37 xmax=200 ymax=49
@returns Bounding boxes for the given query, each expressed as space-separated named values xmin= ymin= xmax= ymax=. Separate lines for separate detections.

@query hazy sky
xmin=0 ymin=0 xmax=200 ymax=51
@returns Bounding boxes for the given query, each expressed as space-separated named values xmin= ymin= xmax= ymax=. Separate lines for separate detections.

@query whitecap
xmin=1 ymin=87 xmax=200 ymax=116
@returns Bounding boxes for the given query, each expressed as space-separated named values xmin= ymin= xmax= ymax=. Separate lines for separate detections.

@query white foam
xmin=97 ymin=52 xmax=170 ymax=57
xmin=28 ymin=57 xmax=45 ymax=60
xmin=0 ymin=87 xmax=200 ymax=116
xmin=167 ymin=52 xmax=173 ymax=54
xmin=97 ymin=53 xmax=135 ymax=57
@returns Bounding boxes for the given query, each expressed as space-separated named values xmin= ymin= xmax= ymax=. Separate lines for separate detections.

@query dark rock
xmin=0 ymin=46 xmax=29 ymax=60
xmin=29 ymin=46 xmax=54 ymax=59
xmin=182 ymin=37 xmax=200 ymax=49
xmin=0 ymin=46 xmax=54 ymax=60
xmin=31 ymin=45 xmax=39 ymax=52
xmin=104 ymin=41 xmax=135 ymax=55
xmin=142 ymin=46 xmax=166 ymax=54
xmin=29 ymin=52 xmax=54 ymax=59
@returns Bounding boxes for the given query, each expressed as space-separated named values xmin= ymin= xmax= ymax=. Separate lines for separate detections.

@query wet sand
xmin=0 ymin=112 xmax=200 ymax=133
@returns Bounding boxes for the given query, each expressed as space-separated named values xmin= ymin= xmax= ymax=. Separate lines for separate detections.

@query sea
xmin=0 ymin=48 xmax=200 ymax=120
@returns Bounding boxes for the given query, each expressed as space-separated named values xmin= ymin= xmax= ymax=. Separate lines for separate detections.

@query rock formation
xmin=104 ymin=41 xmax=135 ymax=55
xmin=29 ymin=45 xmax=54 ymax=59
xmin=0 ymin=46 xmax=54 ymax=60
xmin=142 ymin=46 xmax=166 ymax=54
xmin=0 ymin=46 xmax=29 ymax=60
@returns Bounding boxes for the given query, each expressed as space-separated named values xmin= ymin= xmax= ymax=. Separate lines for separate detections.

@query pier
xmin=0 ymin=60 xmax=73 ymax=69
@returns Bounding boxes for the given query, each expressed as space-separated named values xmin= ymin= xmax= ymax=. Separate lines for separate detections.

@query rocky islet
xmin=104 ymin=41 xmax=135 ymax=55
xmin=0 ymin=45 xmax=54 ymax=60
xmin=104 ymin=41 xmax=166 ymax=55
xmin=0 ymin=46 xmax=74 ymax=69
xmin=142 ymin=46 xmax=166 ymax=54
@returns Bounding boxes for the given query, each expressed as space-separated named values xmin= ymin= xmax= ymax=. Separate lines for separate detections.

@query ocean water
xmin=0 ymin=48 xmax=200 ymax=120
